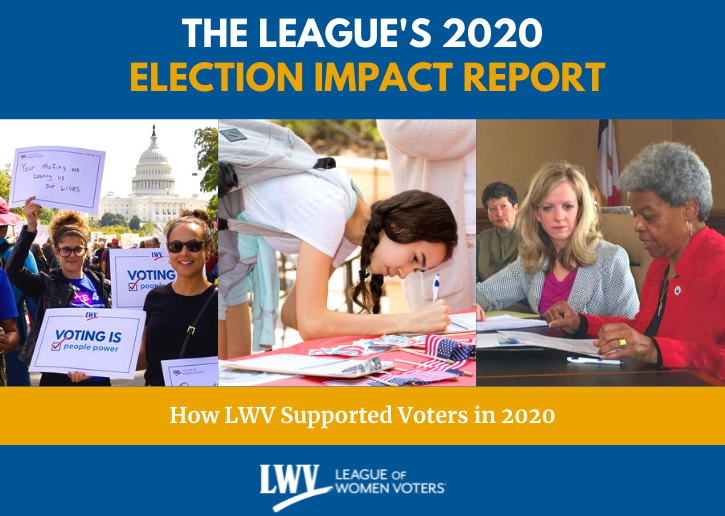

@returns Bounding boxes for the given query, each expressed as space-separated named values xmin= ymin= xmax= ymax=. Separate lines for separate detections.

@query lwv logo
xmin=260 ymin=465 xmax=332 ymax=512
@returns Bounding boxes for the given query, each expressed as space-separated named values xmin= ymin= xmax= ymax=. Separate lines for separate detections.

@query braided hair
xmin=349 ymin=190 xmax=458 ymax=314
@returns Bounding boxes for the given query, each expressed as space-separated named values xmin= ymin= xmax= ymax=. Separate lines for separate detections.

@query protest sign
xmin=110 ymin=248 xmax=176 ymax=310
xmin=10 ymin=146 xmax=105 ymax=212
xmin=28 ymin=308 xmax=144 ymax=379
xmin=161 ymin=357 xmax=219 ymax=386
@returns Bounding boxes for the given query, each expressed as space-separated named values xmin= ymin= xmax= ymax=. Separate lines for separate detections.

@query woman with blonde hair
xmin=476 ymin=161 xmax=639 ymax=320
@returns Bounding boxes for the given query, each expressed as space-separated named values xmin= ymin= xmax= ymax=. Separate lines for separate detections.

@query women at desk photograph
xmin=476 ymin=160 xmax=639 ymax=321
xmin=218 ymin=120 xmax=463 ymax=359
xmin=546 ymin=143 xmax=725 ymax=381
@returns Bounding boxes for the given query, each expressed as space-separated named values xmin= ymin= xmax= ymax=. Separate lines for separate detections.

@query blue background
xmin=0 ymin=0 xmax=720 ymax=118
xmin=2 ymin=2 xmax=722 ymax=514
xmin=5 ymin=446 xmax=723 ymax=514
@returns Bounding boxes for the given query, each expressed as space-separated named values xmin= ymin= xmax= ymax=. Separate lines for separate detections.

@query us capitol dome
xmin=89 ymin=125 xmax=207 ymax=232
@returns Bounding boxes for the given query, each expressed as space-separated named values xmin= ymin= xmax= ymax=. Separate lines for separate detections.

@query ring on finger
xmin=618 ymin=338 xmax=627 ymax=350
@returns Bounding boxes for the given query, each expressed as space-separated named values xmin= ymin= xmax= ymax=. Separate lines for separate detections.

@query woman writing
xmin=7 ymin=197 xmax=111 ymax=386
xmin=476 ymin=161 xmax=639 ymax=321
xmin=546 ymin=143 xmax=725 ymax=380
xmin=218 ymin=120 xmax=458 ymax=357
xmin=137 ymin=211 xmax=217 ymax=386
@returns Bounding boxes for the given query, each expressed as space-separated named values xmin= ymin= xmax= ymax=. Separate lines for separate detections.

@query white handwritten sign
xmin=28 ymin=308 xmax=144 ymax=379
xmin=10 ymin=146 xmax=105 ymax=212
xmin=161 ymin=357 xmax=219 ymax=386
xmin=110 ymin=248 xmax=176 ymax=310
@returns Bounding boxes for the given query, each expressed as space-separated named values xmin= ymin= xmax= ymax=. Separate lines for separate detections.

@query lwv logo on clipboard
xmin=260 ymin=465 xmax=332 ymax=512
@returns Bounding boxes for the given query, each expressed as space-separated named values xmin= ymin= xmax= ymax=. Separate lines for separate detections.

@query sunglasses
xmin=167 ymin=239 xmax=205 ymax=253
xmin=56 ymin=246 xmax=87 ymax=257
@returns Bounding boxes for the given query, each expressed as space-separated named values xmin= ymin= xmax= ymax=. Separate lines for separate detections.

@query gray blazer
xmin=476 ymin=240 xmax=639 ymax=318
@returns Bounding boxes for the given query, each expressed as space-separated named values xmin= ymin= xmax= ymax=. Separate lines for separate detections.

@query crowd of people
xmin=0 ymin=195 xmax=218 ymax=386
xmin=476 ymin=142 xmax=725 ymax=381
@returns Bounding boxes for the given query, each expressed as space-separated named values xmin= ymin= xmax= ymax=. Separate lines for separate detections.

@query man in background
xmin=101 ymin=238 xmax=120 ymax=280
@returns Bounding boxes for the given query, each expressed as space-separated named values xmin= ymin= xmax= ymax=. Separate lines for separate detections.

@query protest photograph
xmin=218 ymin=119 xmax=476 ymax=386
xmin=0 ymin=120 xmax=218 ymax=386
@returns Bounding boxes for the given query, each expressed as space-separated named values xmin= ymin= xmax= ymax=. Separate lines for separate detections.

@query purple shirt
xmin=539 ymin=268 xmax=578 ymax=315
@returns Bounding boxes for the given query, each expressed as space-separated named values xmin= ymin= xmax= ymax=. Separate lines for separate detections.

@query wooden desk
xmin=476 ymin=327 xmax=723 ymax=386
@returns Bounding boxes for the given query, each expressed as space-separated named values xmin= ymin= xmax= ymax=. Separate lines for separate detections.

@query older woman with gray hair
xmin=547 ymin=142 xmax=725 ymax=381
xmin=545 ymin=143 xmax=725 ymax=380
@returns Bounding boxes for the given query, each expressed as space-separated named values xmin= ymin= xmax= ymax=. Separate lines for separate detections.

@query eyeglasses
xmin=56 ymin=247 xmax=87 ymax=257
xmin=167 ymin=240 xmax=205 ymax=253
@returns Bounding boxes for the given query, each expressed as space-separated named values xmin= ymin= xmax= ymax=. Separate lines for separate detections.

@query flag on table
xmin=424 ymin=335 xmax=475 ymax=370
xmin=368 ymin=370 xmax=459 ymax=386
xmin=596 ymin=119 xmax=620 ymax=206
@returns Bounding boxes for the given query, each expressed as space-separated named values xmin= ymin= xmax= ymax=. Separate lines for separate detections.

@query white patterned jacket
xmin=476 ymin=240 xmax=639 ymax=318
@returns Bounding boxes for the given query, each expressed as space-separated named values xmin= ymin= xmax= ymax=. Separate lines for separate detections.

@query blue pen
xmin=432 ymin=273 xmax=440 ymax=303
xmin=567 ymin=356 xmax=624 ymax=366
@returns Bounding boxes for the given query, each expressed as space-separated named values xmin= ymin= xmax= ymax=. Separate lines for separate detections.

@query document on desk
xmin=494 ymin=331 xmax=600 ymax=357
xmin=218 ymin=360 xmax=299 ymax=386
xmin=476 ymin=314 xmax=548 ymax=332
xmin=398 ymin=313 xmax=476 ymax=337
xmin=221 ymin=354 xmax=395 ymax=378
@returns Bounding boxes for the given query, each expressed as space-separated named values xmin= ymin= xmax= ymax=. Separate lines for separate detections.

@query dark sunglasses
xmin=167 ymin=239 xmax=205 ymax=253
xmin=56 ymin=246 xmax=87 ymax=257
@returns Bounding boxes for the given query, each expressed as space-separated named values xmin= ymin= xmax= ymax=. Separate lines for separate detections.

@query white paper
xmin=10 ymin=146 xmax=105 ymax=212
xmin=448 ymin=313 xmax=476 ymax=331
xmin=229 ymin=354 xmax=390 ymax=377
xmin=110 ymin=249 xmax=176 ymax=310
xmin=494 ymin=331 xmax=600 ymax=357
xmin=476 ymin=314 xmax=548 ymax=332
xmin=218 ymin=360 xmax=299 ymax=386
xmin=28 ymin=308 xmax=144 ymax=379
xmin=161 ymin=357 xmax=219 ymax=386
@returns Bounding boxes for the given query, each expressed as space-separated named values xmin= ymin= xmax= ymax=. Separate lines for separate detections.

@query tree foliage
xmin=141 ymin=221 xmax=155 ymax=236
xmin=100 ymin=212 xmax=127 ymax=227
xmin=129 ymin=215 xmax=141 ymax=231
xmin=195 ymin=127 xmax=218 ymax=193
xmin=207 ymin=194 xmax=217 ymax=220
xmin=0 ymin=165 xmax=23 ymax=216
xmin=272 ymin=120 xmax=383 ymax=154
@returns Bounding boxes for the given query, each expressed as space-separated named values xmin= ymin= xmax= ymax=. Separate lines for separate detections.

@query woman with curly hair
xmin=476 ymin=161 xmax=639 ymax=321
xmin=137 ymin=210 xmax=217 ymax=386
xmin=7 ymin=197 xmax=111 ymax=386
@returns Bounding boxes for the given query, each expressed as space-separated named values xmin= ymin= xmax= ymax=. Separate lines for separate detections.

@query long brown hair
xmin=349 ymin=190 xmax=458 ymax=313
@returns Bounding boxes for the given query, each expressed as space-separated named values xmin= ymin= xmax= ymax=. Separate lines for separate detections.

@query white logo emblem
xmin=261 ymin=465 xmax=332 ymax=512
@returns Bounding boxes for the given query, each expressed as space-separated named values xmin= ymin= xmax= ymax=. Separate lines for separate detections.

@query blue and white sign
xmin=161 ymin=357 xmax=219 ymax=386
xmin=29 ymin=308 xmax=145 ymax=379
xmin=110 ymin=248 xmax=176 ymax=310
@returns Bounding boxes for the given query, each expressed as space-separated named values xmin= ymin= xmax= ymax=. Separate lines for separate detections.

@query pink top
xmin=539 ymin=268 xmax=578 ymax=315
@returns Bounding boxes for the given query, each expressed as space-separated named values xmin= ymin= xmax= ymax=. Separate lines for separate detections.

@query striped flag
xmin=370 ymin=370 xmax=459 ymax=386
xmin=596 ymin=119 xmax=620 ymax=206
xmin=424 ymin=335 xmax=475 ymax=370
xmin=323 ymin=370 xmax=458 ymax=387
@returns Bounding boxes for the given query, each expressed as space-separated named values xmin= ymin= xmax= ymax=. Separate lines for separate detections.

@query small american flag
xmin=368 ymin=370 xmax=458 ymax=386
xmin=424 ymin=335 xmax=475 ymax=369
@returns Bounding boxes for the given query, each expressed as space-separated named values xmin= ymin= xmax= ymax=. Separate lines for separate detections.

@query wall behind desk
xmin=477 ymin=120 xmax=725 ymax=209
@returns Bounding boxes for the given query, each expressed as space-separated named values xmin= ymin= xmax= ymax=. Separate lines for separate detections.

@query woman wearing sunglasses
xmin=136 ymin=210 xmax=217 ymax=386
xmin=7 ymin=197 xmax=111 ymax=386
